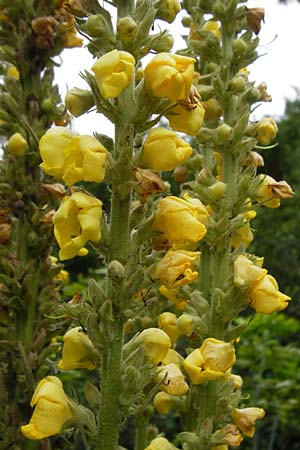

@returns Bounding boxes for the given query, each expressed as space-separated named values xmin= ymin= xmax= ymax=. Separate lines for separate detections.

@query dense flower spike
xmin=144 ymin=53 xmax=195 ymax=101
xmin=21 ymin=376 xmax=73 ymax=440
xmin=183 ymin=338 xmax=236 ymax=384
xmin=152 ymin=250 xmax=200 ymax=289
xmin=58 ymin=327 xmax=96 ymax=370
xmin=232 ymin=407 xmax=265 ymax=437
xmin=137 ymin=328 xmax=171 ymax=363
xmin=91 ymin=49 xmax=135 ymax=99
xmin=53 ymin=192 xmax=102 ymax=260
xmin=141 ymin=127 xmax=193 ymax=171
xmin=39 ymin=127 xmax=107 ymax=185
xmin=165 ymin=101 xmax=205 ymax=136
xmin=152 ymin=196 xmax=208 ymax=245
xmin=249 ymin=274 xmax=291 ymax=313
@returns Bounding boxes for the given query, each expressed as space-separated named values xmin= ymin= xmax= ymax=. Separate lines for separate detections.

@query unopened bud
xmin=107 ymin=260 xmax=125 ymax=281
xmin=181 ymin=16 xmax=191 ymax=27
xmin=151 ymin=33 xmax=174 ymax=53
xmin=256 ymin=117 xmax=278 ymax=145
xmin=216 ymin=123 xmax=232 ymax=143
xmin=117 ymin=16 xmax=139 ymax=42
xmin=230 ymin=76 xmax=246 ymax=94
xmin=85 ymin=14 xmax=111 ymax=38
xmin=208 ymin=181 xmax=227 ymax=199
xmin=65 ymin=87 xmax=94 ymax=117
xmin=212 ymin=1 xmax=226 ymax=19
xmin=8 ymin=132 xmax=27 ymax=157
xmin=202 ymin=98 xmax=223 ymax=120
xmin=156 ymin=0 xmax=181 ymax=23
xmin=232 ymin=38 xmax=247 ymax=56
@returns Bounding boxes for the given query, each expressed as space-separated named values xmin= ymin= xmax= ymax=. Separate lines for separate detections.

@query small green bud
xmin=151 ymin=33 xmax=174 ymax=52
xmin=230 ymin=76 xmax=246 ymax=94
xmin=107 ymin=260 xmax=125 ymax=281
xmin=208 ymin=181 xmax=227 ymax=199
xmin=156 ymin=0 xmax=181 ymax=23
xmin=212 ymin=1 xmax=226 ymax=19
xmin=41 ymin=98 xmax=55 ymax=113
xmin=85 ymin=14 xmax=112 ymax=38
xmin=8 ymin=133 xmax=27 ymax=157
xmin=232 ymin=38 xmax=248 ymax=56
xmin=242 ymin=87 xmax=261 ymax=104
xmin=65 ymin=87 xmax=94 ymax=117
xmin=27 ymin=231 xmax=38 ymax=246
xmin=216 ymin=123 xmax=233 ymax=143
xmin=181 ymin=16 xmax=191 ymax=27
xmin=197 ymin=84 xmax=215 ymax=100
xmin=117 ymin=16 xmax=139 ymax=42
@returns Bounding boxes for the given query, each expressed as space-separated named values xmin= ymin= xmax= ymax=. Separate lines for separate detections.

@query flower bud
xmin=232 ymin=38 xmax=247 ymax=56
xmin=107 ymin=260 xmax=125 ymax=281
xmin=156 ymin=0 xmax=181 ymax=23
xmin=7 ymin=132 xmax=27 ymax=157
xmin=157 ymin=312 xmax=181 ymax=344
xmin=63 ymin=0 xmax=87 ymax=17
xmin=208 ymin=181 xmax=226 ymax=200
xmin=201 ymin=21 xmax=221 ymax=40
xmin=145 ymin=437 xmax=179 ymax=450
xmin=58 ymin=327 xmax=96 ymax=370
xmin=216 ymin=123 xmax=232 ymax=143
xmin=138 ymin=328 xmax=171 ymax=363
xmin=230 ymin=76 xmax=246 ymax=94
xmin=141 ymin=127 xmax=192 ymax=171
xmin=177 ymin=313 xmax=194 ymax=337
xmin=201 ymin=98 xmax=223 ymax=120
xmin=231 ymin=222 xmax=253 ymax=249
xmin=117 ymin=16 xmax=139 ymax=42
xmin=256 ymin=118 xmax=278 ymax=145
xmin=65 ymin=88 xmax=94 ymax=117
xmin=151 ymin=33 xmax=174 ymax=53
xmin=6 ymin=65 xmax=20 ymax=79
xmin=232 ymin=407 xmax=265 ymax=437
xmin=85 ymin=14 xmax=112 ymax=38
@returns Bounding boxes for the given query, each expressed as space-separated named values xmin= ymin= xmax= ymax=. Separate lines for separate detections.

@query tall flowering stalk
xmin=2 ymin=1 xmax=293 ymax=450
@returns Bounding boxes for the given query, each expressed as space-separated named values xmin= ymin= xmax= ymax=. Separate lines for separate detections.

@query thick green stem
xmin=23 ymin=268 xmax=40 ymax=350
xmin=96 ymin=102 xmax=134 ymax=450
xmin=134 ymin=413 xmax=149 ymax=450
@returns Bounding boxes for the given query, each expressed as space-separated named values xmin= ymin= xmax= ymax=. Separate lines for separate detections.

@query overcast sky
xmin=55 ymin=0 xmax=300 ymax=135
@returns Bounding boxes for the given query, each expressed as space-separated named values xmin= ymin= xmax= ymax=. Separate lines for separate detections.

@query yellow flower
xmin=91 ymin=49 xmax=135 ymax=99
xmin=39 ymin=127 xmax=107 ymax=185
xmin=144 ymin=53 xmax=195 ymax=101
xmin=153 ymin=391 xmax=175 ymax=414
xmin=21 ymin=376 xmax=73 ymax=440
xmin=53 ymin=192 xmax=102 ymax=261
xmin=58 ymin=327 xmax=96 ymax=370
xmin=224 ymin=371 xmax=243 ymax=390
xmin=165 ymin=102 xmax=205 ymax=136
xmin=162 ymin=348 xmax=184 ymax=366
xmin=201 ymin=21 xmax=221 ymax=40
xmin=156 ymin=363 xmax=189 ymax=396
xmin=232 ymin=407 xmax=265 ymax=437
xmin=138 ymin=328 xmax=171 ymax=363
xmin=152 ymin=196 xmax=207 ymax=245
xmin=152 ymin=250 xmax=200 ymax=290
xmin=233 ymin=255 xmax=267 ymax=287
xmin=183 ymin=338 xmax=236 ymax=385
xmin=231 ymin=222 xmax=253 ymax=249
xmin=7 ymin=132 xmax=27 ymax=157
xmin=255 ymin=174 xmax=280 ymax=208
xmin=249 ymin=274 xmax=291 ymax=314
xmin=256 ymin=118 xmax=278 ymax=145
xmin=7 ymin=65 xmax=20 ymax=79
xmin=156 ymin=0 xmax=181 ymax=23
xmin=144 ymin=437 xmax=178 ymax=450
xmin=141 ymin=127 xmax=192 ymax=171
xmin=157 ymin=312 xmax=181 ymax=344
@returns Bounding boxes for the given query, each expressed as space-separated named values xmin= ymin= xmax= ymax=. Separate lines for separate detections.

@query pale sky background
xmin=55 ymin=0 xmax=300 ymax=136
